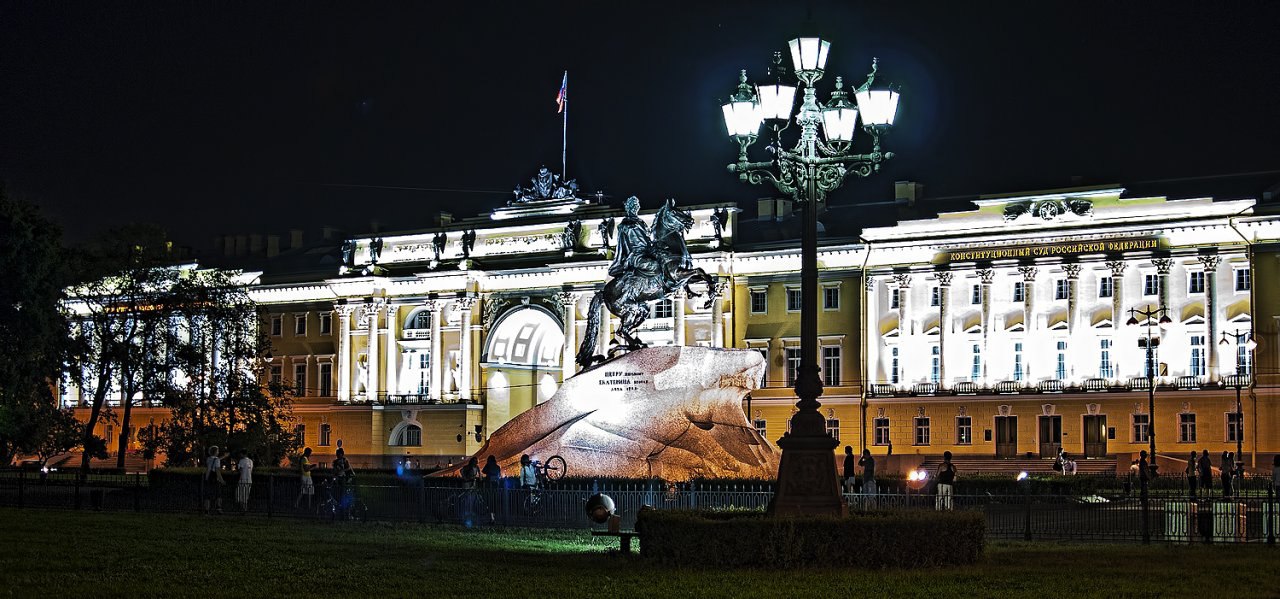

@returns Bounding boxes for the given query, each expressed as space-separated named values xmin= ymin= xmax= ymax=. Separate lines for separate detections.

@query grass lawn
xmin=0 ymin=508 xmax=1276 ymax=598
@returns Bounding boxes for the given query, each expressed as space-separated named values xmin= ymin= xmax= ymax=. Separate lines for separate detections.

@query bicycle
xmin=315 ymin=477 xmax=368 ymax=522
xmin=434 ymin=484 xmax=492 ymax=525
xmin=519 ymin=455 xmax=567 ymax=518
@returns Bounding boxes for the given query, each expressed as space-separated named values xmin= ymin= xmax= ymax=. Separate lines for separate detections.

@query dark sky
xmin=3 ymin=2 xmax=1279 ymax=249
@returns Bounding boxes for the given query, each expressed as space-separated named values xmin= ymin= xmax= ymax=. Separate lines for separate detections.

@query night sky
xmin=3 ymin=2 xmax=1279 ymax=250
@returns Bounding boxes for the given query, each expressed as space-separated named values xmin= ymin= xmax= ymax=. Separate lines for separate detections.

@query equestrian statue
xmin=575 ymin=197 xmax=718 ymax=369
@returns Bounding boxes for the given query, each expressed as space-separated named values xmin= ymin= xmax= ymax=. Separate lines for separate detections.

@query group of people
xmin=202 ymin=446 xmax=254 ymax=515
xmin=841 ymin=447 xmax=959 ymax=511
xmin=1053 ymin=449 xmax=1078 ymax=476
xmin=1183 ymin=449 xmax=1245 ymax=499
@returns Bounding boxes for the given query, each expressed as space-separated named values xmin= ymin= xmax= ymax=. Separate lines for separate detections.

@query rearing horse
xmin=575 ymin=200 xmax=718 ymax=369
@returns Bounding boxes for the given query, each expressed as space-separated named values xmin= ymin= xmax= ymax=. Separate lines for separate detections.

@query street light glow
xmin=788 ymin=37 xmax=830 ymax=73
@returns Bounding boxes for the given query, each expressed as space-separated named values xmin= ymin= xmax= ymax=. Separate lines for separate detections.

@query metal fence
xmin=0 ymin=470 xmax=1275 ymax=544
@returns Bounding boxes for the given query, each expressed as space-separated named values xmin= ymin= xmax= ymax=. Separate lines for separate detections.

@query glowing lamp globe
xmin=585 ymin=493 xmax=617 ymax=524
xmin=721 ymin=100 xmax=762 ymax=138
xmin=906 ymin=469 xmax=929 ymax=491
xmin=821 ymin=77 xmax=858 ymax=142
xmin=788 ymin=37 xmax=831 ymax=74
xmin=855 ymin=87 xmax=900 ymax=127
xmin=757 ymin=82 xmax=798 ymax=121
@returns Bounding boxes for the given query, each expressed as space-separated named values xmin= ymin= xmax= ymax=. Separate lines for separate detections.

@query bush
xmin=637 ymin=508 xmax=984 ymax=569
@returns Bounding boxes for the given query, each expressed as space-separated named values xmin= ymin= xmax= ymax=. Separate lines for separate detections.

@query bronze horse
xmin=576 ymin=199 xmax=718 ymax=368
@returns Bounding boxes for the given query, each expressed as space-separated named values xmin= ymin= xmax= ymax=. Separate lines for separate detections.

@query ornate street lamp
xmin=1126 ymin=305 xmax=1171 ymax=469
xmin=721 ymin=36 xmax=900 ymax=516
xmin=1219 ymin=329 xmax=1255 ymax=472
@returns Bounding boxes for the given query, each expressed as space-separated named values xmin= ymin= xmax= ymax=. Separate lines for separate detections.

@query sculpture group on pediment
xmin=1003 ymin=199 xmax=1094 ymax=222
xmin=512 ymin=166 xmax=579 ymax=203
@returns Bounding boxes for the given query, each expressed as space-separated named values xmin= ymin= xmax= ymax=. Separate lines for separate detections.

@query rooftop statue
xmin=512 ymin=166 xmax=579 ymax=203
xmin=576 ymin=197 xmax=717 ymax=368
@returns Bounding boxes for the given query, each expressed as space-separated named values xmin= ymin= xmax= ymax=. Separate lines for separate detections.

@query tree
xmin=30 ymin=405 xmax=86 ymax=468
xmin=0 ymin=184 xmax=72 ymax=466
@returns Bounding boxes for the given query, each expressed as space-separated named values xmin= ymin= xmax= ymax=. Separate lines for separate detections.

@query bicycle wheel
xmin=543 ymin=455 xmax=567 ymax=481
xmin=350 ymin=500 xmax=369 ymax=522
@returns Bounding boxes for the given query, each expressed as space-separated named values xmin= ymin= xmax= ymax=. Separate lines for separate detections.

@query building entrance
xmin=1083 ymin=415 xmax=1108 ymax=458
xmin=1039 ymin=415 xmax=1062 ymax=458
xmin=995 ymin=416 xmax=1018 ymax=458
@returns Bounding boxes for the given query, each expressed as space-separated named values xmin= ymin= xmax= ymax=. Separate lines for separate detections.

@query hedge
xmin=637 ymin=508 xmax=985 ymax=569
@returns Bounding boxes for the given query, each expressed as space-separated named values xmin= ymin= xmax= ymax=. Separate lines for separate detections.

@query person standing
xmin=936 ymin=451 xmax=956 ymax=511
xmin=1186 ymin=451 xmax=1199 ymax=498
xmin=1198 ymin=450 xmax=1213 ymax=497
xmin=235 ymin=450 xmax=254 ymax=514
xmin=1138 ymin=450 xmax=1151 ymax=502
xmin=481 ymin=455 xmax=502 ymax=485
xmin=203 ymin=446 xmax=225 ymax=515
xmin=294 ymin=447 xmax=315 ymax=509
xmin=1221 ymin=451 xmax=1235 ymax=498
xmin=842 ymin=446 xmax=856 ymax=494
xmin=858 ymin=449 xmax=877 ymax=496
xmin=331 ymin=448 xmax=354 ymax=513
xmin=519 ymin=454 xmax=539 ymax=489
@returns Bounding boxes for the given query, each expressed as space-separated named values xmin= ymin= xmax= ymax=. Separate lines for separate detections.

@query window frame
xmin=1143 ymin=273 xmax=1160 ymax=297
xmin=294 ymin=313 xmax=308 ymax=336
xmin=1098 ymin=276 xmax=1113 ymax=298
xmin=1099 ymin=338 xmax=1114 ymax=378
xmin=930 ymin=286 xmax=940 ymax=307
xmin=318 ymin=362 xmax=333 ymax=397
xmin=319 ymin=312 xmax=332 ymax=335
xmin=1225 ymin=412 xmax=1244 ymax=443
xmin=1178 ymin=412 xmax=1197 ymax=443
xmin=822 ymin=285 xmax=840 ymax=311
xmin=1187 ymin=270 xmax=1205 ymax=295
xmin=785 ymin=287 xmax=802 ymax=312
xmin=1190 ymin=334 xmax=1206 ymax=377
xmin=1054 ymin=279 xmax=1069 ymax=301
xmin=319 ymin=423 xmax=331 ymax=446
xmin=270 ymin=315 xmax=283 ymax=337
xmin=822 ymin=345 xmax=841 ymax=386
xmin=890 ymin=288 xmax=900 ymax=310
xmin=1234 ymin=268 xmax=1250 ymax=292
xmin=749 ymin=288 xmax=768 ymax=314
xmin=971 ymin=284 xmax=981 ymax=305
xmin=914 ymin=416 xmax=931 ymax=446
xmin=1012 ymin=281 xmax=1025 ymax=303
xmin=955 ymin=416 xmax=973 ymax=445
xmin=293 ymin=363 xmax=307 ymax=397
xmin=784 ymin=347 xmax=801 ymax=387
xmin=825 ymin=417 xmax=840 ymax=442
xmin=1132 ymin=413 xmax=1151 ymax=443
xmin=873 ymin=417 xmax=890 ymax=446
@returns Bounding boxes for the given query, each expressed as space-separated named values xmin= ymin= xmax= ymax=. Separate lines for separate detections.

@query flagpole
xmin=561 ymin=72 xmax=568 ymax=179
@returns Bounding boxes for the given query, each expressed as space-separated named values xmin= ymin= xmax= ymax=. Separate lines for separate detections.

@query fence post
xmin=1268 ymin=486 xmax=1275 ymax=546
xmin=418 ymin=480 xmax=426 ymax=524
xmin=1140 ymin=495 xmax=1150 ymax=545
xmin=18 ymin=470 xmax=25 ymax=508
xmin=267 ymin=473 xmax=274 ymax=519
xmin=1023 ymin=493 xmax=1032 ymax=541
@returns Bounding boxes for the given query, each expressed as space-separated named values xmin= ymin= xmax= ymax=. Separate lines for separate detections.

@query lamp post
xmin=721 ymin=37 xmax=900 ymax=516
xmin=1126 ymin=306 xmax=1171 ymax=468
xmin=1219 ymin=329 xmax=1256 ymax=471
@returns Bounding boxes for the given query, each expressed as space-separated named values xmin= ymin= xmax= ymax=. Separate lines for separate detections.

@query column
xmin=456 ymin=296 xmax=476 ymax=400
xmin=335 ymin=305 xmax=354 ymax=403
xmin=892 ymin=273 xmax=912 ymax=383
xmin=1064 ymin=263 xmax=1083 ymax=382
xmin=936 ymin=272 xmax=953 ymax=386
xmin=1199 ymin=255 xmax=1221 ymax=382
xmin=555 ymin=291 xmax=579 ymax=380
xmin=597 ymin=292 xmax=612 ymax=356
xmin=426 ymin=300 xmax=443 ymax=400
xmin=384 ymin=303 xmax=400 ymax=397
xmin=863 ymin=276 xmax=878 ymax=383
xmin=711 ymin=279 xmax=728 ymax=348
xmin=977 ymin=268 xmax=995 ymax=384
xmin=365 ymin=301 xmax=380 ymax=403
xmin=1106 ymin=260 xmax=1127 ymax=326
xmin=672 ymin=291 xmax=686 ymax=346
xmin=1018 ymin=266 xmax=1038 ymax=381
xmin=1153 ymin=258 xmax=1173 ymax=309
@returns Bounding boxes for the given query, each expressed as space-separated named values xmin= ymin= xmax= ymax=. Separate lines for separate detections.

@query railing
xmin=1129 ymin=377 xmax=1151 ymax=391
xmin=994 ymin=381 xmax=1022 ymax=394
xmin=1176 ymin=375 xmax=1204 ymax=390
xmin=870 ymin=384 xmax=897 ymax=398
xmin=1 ymin=470 xmax=1274 ymax=544
xmin=1038 ymin=379 xmax=1064 ymax=393
xmin=402 ymin=329 xmax=431 ymax=340
xmin=379 ymin=394 xmax=479 ymax=406
xmin=1082 ymin=378 xmax=1109 ymax=392
xmin=911 ymin=382 xmax=938 ymax=396
xmin=952 ymin=381 xmax=979 ymax=395
xmin=1222 ymin=373 xmax=1251 ymax=388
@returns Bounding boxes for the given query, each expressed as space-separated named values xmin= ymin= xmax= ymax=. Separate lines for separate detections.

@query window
xmin=1234 ymin=268 xmax=1250 ymax=292
xmin=930 ymin=345 xmax=940 ymax=384
xmin=956 ymin=416 xmax=972 ymax=445
xmin=1098 ymin=276 xmax=1113 ymax=298
xmin=1179 ymin=413 xmax=1197 ymax=443
xmin=1190 ymin=335 xmax=1205 ymax=377
xmin=405 ymin=426 xmax=422 ymax=446
xmin=754 ymin=416 xmax=767 ymax=437
xmin=785 ymin=347 xmax=800 ymax=387
xmin=416 ymin=353 xmax=431 ymax=395
xmin=1237 ymin=335 xmax=1252 ymax=376
xmin=270 ymin=315 xmax=282 ymax=336
xmin=971 ymin=343 xmax=981 ymax=382
xmin=786 ymin=288 xmax=802 ymax=312
xmin=269 ymin=364 xmax=282 ymax=388
xmin=1188 ymin=271 xmax=1205 ymax=294
xmin=1055 ymin=279 xmax=1069 ymax=300
xmin=1226 ymin=412 xmax=1244 ymax=443
xmin=295 ymin=423 xmax=306 ymax=444
xmin=1012 ymin=281 xmax=1024 ymax=303
xmin=890 ymin=346 xmax=900 ymax=385
xmin=1099 ymin=339 xmax=1114 ymax=378
xmin=823 ymin=286 xmax=840 ymax=310
xmin=1143 ymin=342 xmax=1160 ymax=378
xmin=1132 ymin=413 xmax=1150 ymax=443
xmin=293 ymin=363 xmax=307 ymax=396
xmin=873 ymin=417 xmax=890 ymax=445
xmin=319 ymin=423 xmax=331 ymax=446
xmin=914 ymin=417 xmax=931 ymax=445
xmin=826 ymin=417 xmax=840 ymax=441
xmin=294 ymin=314 xmax=307 ymax=336
xmin=319 ymin=363 xmax=333 ymax=397
xmin=930 ymin=286 xmax=940 ymax=307
xmin=1013 ymin=342 xmax=1024 ymax=382
xmin=319 ymin=312 xmax=332 ymax=335
xmin=1055 ymin=341 xmax=1067 ymax=380
xmin=750 ymin=289 xmax=768 ymax=314
xmin=971 ymin=284 xmax=981 ymax=305
xmin=890 ymin=288 xmax=900 ymax=310
xmin=1143 ymin=273 xmax=1159 ymax=297
xmin=651 ymin=299 xmax=673 ymax=319
xmin=822 ymin=346 xmax=841 ymax=386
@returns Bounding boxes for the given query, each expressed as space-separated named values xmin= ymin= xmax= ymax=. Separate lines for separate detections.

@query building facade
xmin=63 ymin=179 xmax=1280 ymax=472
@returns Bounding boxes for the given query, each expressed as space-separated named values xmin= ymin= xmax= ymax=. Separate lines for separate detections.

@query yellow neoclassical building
xmin=63 ymin=174 xmax=1280 ymax=473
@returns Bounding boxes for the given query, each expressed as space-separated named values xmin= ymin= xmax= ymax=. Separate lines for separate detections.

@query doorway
xmin=995 ymin=416 xmax=1018 ymax=458
xmin=1038 ymin=415 xmax=1062 ymax=458
xmin=1083 ymin=415 xmax=1108 ymax=458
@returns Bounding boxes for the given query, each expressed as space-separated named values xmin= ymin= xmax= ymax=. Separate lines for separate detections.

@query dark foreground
xmin=0 ymin=508 xmax=1276 ymax=598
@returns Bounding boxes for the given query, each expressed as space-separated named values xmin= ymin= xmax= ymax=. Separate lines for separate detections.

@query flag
xmin=556 ymin=71 xmax=567 ymax=114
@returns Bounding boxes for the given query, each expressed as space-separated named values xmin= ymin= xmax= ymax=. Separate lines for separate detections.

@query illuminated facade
xmin=63 ymin=180 xmax=1280 ymax=472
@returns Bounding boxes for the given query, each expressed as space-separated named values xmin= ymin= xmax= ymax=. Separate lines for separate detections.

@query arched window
xmin=483 ymin=306 xmax=564 ymax=367
xmin=388 ymin=422 xmax=422 ymax=447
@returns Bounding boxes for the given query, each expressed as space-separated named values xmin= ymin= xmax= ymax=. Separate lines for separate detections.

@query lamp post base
xmin=768 ymin=430 xmax=846 ymax=517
